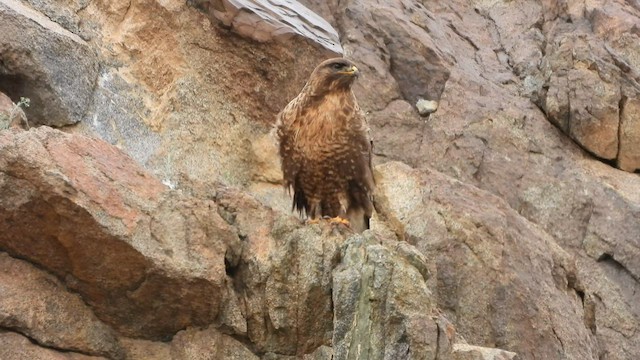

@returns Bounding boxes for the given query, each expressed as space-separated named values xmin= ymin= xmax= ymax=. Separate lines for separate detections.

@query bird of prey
xmin=275 ymin=58 xmax=374 ymax=232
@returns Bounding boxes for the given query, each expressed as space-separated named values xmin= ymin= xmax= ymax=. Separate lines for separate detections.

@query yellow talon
xmin=329 ymin=216 xmax=350 ymax=226
xmin=306 ymin=218 xmax=321 ymax=225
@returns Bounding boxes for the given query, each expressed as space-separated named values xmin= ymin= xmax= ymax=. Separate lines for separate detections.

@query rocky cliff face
xmin=1 ymin=0 xmax=639 ymax=359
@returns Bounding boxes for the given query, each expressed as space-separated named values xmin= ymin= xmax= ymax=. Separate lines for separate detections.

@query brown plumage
xmin=275 ymin=58 xmax=374 ymax=232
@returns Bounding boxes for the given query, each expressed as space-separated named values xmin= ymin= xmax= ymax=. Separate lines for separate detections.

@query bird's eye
xmin=332 ymin=63 xmax=345 ymax=70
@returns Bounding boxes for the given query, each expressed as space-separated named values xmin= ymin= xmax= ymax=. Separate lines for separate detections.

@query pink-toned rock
xmin=452 ymin=343 xmax=517 ymax=360
xmin=32 ymin=0 xmax=336 ymax=190
xmin=478 ymin=0 xmax=640 ymax=170
xmin=0 ymin=127 xmax=241 ymax=340
xmin=122 ymin=328 xmax=258 ymax=360
xmin=251 ymin=131 xmax=282 ymax=184
xmin=120 ymin=338 xmax=171 ymax=360
xmin=303 ymin=0 xmax=452 ymax=112
xmin=0 ymin=331 xmax=107 ymax=360
xmin=618 ymin=97 xmax=640 ymax=171
xmin=375 ymin=161 xmax=599 ymax=359
xmin=294 ymin=2 xmax=640 ymax=356
xmin=540 ymin=32 xmax=621 ymax=160
xmin=0 ymin=253 xmax=123 ymax=358
xmin=2 ymin=0 xmax=640 ymax=358
xmin=170 ymin=326 xmax=258 ymax=360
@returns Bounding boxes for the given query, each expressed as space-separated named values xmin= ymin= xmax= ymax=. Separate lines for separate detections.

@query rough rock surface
xmin=2 ymin=0 xmax=337 ymax=188
xmin=169 ymin=326 xmax=259 ymax=360
xmin=0 ymin=331 xmax=108 ymax=360
xmin=452 ymin=343 xmax=516 ymax=360
xmin=375 ymin=161 xmax=599 ymax=359
xmin=194 ymin=0 xmax=342 ymax=53
xmin=0 ymin=0 xmax=99 ymax=127
xmin=298 ymin=0 xmax=640 ymax=173
xmin=215 ymin=187 xmax=341 ymax=355
xmin=512 ymin=1 xmax=640 ymax=170
xmin=332 ymin=233 xmax=447 ymax=359
xmin=1 ymin=0 xmax=640 ymax=359
xmin=0 ymin=253 xmax=123 ymax=359
xmin=0 ymin=127 xmax=240 ymax=340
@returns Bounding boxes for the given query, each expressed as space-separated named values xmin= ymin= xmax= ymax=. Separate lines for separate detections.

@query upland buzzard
xmin=276 ymin=58 xmax=374 ymax=232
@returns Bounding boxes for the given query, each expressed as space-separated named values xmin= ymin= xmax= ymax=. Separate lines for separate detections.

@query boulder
xmin=0 ymin=0 xmax=99 ymax=127
xmin=0 ymin=127 xmax=241 ymax=340
xmin=0 ymin=331 xmax=108 ymax=360
xmin=0 ymin=253 xmax=123 ymax=359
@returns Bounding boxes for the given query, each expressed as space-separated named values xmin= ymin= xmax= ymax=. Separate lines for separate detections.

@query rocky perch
xmin=1 ymin=0 xmax=640 ymax=359
xmin=0 ymin=127 xmax=518 ymax=359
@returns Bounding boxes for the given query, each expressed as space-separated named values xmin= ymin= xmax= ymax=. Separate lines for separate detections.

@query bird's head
xmin=307 ymin=58 xmax=360 ymax=95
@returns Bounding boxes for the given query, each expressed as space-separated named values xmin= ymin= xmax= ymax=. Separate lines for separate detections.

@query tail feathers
xmin=292 ymin=187 xmax=308 ymax=216
xmin=292 ymin=181 xmax=373 ymax=233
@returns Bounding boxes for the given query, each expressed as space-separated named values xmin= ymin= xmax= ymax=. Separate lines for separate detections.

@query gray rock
xmin=452 ymin=343 xmax=517 ymax=360
xmin=215 ymin=187 xmax=341 ymax=355
xmin=332 ymin=232 xmax=443 ymax=360
xmin=0 ymin=0 xmax=98 ymax=127
xmin=416 ymin=98 xmax=439 ymax=116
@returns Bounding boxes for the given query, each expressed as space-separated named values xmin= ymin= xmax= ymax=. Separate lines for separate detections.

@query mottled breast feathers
xmin=275 ymin=58 xmax=374 ymax=232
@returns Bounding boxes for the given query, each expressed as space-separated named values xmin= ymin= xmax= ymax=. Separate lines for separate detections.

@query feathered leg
xmin=327 ymin=193 xmax=350 ymax=227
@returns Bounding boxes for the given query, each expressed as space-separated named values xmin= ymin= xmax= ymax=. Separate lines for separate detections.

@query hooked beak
xmin=338 ymin=65 xmax=359 ymax=77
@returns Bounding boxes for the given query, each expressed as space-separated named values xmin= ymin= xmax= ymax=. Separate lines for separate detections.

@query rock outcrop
xmin=1 ymin=0 xmax=640 ymax=359
xmin=0 ymin=127 xmax=241 ymax=340
xmin=194 ymin=0 xmax=342 ymax=54
xmin=481 ymin=0 xmax=640 ymax=172
xmin=332 ymin=233 xmax=446 ymax=359
xmin=376 ymin=161 xmax=599 ymax=359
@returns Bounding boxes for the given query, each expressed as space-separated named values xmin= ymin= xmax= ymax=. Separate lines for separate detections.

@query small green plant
xmin=15 ymin=96 xmax=30 ymax=109
xmin=13 ymin=97 xmax=30 ymax=128
xmin=1 ymin=96 xmax=30 ymax=130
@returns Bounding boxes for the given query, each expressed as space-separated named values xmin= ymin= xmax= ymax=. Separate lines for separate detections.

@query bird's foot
xmin=328 ymin=216 xmax=350 ymax=227
xmin=306 ymin=218 xmax=321 ymax=225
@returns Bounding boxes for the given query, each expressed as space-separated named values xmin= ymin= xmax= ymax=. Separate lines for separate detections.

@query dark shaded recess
xmin=597 ymin=253 xmax=617 ymax=265
xmin=0 ymin=66 xmax=53 ymax=126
